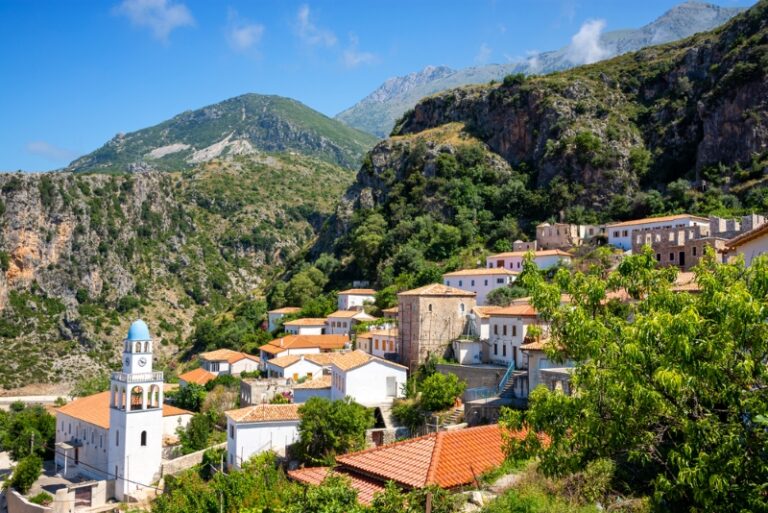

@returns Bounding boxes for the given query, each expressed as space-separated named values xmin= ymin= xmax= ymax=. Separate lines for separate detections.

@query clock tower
xmin=107 ymin=319 xmax=164 ymax=501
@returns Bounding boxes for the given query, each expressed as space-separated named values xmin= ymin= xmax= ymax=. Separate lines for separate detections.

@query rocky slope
xmin=335 ymin=1 xmax=744 ymax=137
xmin=316 ymin=1 xmax=768 ymax=284
xmin=68 ymin=93 xmax=379 ymax=173
xmin=0 ymin=152 xmax=355 ymax=388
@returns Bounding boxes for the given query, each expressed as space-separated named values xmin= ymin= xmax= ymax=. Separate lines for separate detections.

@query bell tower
xmin=107 ymin=320 xmax=164 ymax=501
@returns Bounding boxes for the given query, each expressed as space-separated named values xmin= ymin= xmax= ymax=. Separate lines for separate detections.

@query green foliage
xmin=503 ymin=73 xmax=526 ymax=87
xmin=0 ymin=404 xmax=55 ymax=461
xmin=0 ymin=251 xmax=9 ymax=273
xmin=172 ymin=384 xmax=207 ymax=412
xmin=270 ymin=393 xmax=290 ymax=404
xmin=391 ymin=399 xmax=425 ymax=432
xmin=370 ymin=481 xmax=462 ymax=513
xmin=486 ymin=285 xmax=528 ymax=306
xmin=28 ymin=492 xmax=53 ymax=506
xmin=289 ymin=474 xmax=363 ymax=513
xmin=296 ymin=397 xmax=375 ymax=465
xmin=503 ymin=249 xmax=768 ymax=512
xmin=72 ymin=373 xmax=110 ymax=397
xmin=178 ymin=413 xmax=213 ymax=454
xmin=204 ymin=374 xmax=240 ymax=392
xmin=199 ymin=447 xmax=226 ymax=480
xmin=419 ymin=372 xmax=466 ymax=412
xmin=5 ymin=455 xmax=42 ymax=494
xmin=190 ymin=299 xmax=270 ymax=354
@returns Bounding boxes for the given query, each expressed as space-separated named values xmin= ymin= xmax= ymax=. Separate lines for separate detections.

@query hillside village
xmin=3 ymin=209 xmax=766 ymax=512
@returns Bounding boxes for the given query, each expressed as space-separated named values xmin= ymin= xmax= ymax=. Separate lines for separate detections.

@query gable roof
xmin=260 ymin=335 xmax=349 ymax=355
xmin=283 ymin=318 xmax=328 ymax=326
xmin=225 ymin=403 xmax=301 ymax=423
xmin=335 ymin=424 xmax=526 ymax=489
xmin=199 ymin=348 xmax=260 ymax=364
xmin=268 ymin=307 xmax=302 ymax=315
xmin=606 ymin=214 xmax=708 ymax=228
xmin=726 ymin=222 xmax=768 ymax=248
xmin=488 ymin=304 xmax=538 ymax=317
xmin=398 ymin=283 xmax=476 ymax=297
xmin=368 ymin=327 xmax=398 ymax=338
xmin=443 ymin=268 xmax=519 ymax=277
xmin=178 ymin=368 xmax=216 ymax=386
xmin=56 ymin=391 xmax=192 ymax=429
xmin=327 ymin=310 xmax=376 ymax=320
xmin=292 ymin=375 xmax=332 ymax=390
xmin=339 ymin=288 xmax=377 ymax=295
xmin=288 ymin=466 xmax=385 ymax=505
xmin=332 ymin=350 xmax=407 ymax=372
xmin=487 ymin=249 xmax=571 ymax=259
xmin=472 ymin=306 xmax=503 ymax=319
xmin=266 ymin=352 xmax=344 ymax=369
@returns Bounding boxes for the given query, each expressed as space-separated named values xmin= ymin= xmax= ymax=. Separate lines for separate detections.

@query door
xmin=74 ymin=486 xmax=92 ymax=508
xmin=386 ymin=376 xmax=397 ymax=397
xmin=679 ymin=251 xmax=685 ymax=268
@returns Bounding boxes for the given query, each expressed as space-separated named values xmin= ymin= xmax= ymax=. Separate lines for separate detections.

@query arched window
xmin=140 ymin=431 xmax=147 ymax=446
xmin=135 ymin=342 xmax=142 ymax=352
xmin=428 ymin=304 xmax=433 ymax=312
xmin=148 ymin=384 xmax=160 ymax=409
xmin=144 ymin=341 xmax=150 ymax=353
xmin=130 ymin=386 xmax=144 ymax=411
xmin=459 ymin=303 xmax=465 ymax=314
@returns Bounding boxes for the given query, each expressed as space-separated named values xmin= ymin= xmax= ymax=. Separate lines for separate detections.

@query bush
xmin=5 ymin=455 xmax=42 ymax=494
xmin=28 ymin=492 xmax=53 ymax=506
xmin=178 ymin=413 xmax=213 ymax=454
xmin=503 ymin=73 xmax=526 ymax=87
xmin=296 ymin=398 xmax=374 ymax=465
xmin=487 ymin=285 xmax=528 ymax=306
xmin=419 ymin=373 xmax=466 ymax=412
xmin=391 ymin=400 xmax=424 ymax=433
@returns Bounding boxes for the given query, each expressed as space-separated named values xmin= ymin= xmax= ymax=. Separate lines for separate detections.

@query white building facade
xmin=727 ymin=223 xmax=768 ymax=266
xmin=267 ymin=307 xmax=301 ymax=332
xmin=486 ymin=250 xmax=571 ymax=271
xmin=337 ymin=289 xmax=376 ymax=311
xmin=487 ymin=306 xmax=544 ymax=368
xmin=326 ymin=310 xmax=376 ymax=336
xmin=607 ymin=214 xmax=709 ymax=251
xmin=226 ymin=404 xmax=300 ymax=470
xmin=283 ymin=319 xmax=327 ymax=335
xmin=442 ymin=268 xmax=518 ymax=305
xmin=330 ymin=351 xmax=407 ymax=406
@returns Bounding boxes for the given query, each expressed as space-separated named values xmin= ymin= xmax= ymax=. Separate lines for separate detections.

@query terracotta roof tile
xmin=339 ymin=289 xmax=377 ymax=295
xmin=288 ymin=467 xmax=385 ymax=505
xmin=488 ymin=304 xmax=539 ymax=317
xmin=260 ymin=335 xmax=349 ymax=355
xmin=292 ymin=375 xmax=332 ymax=389
xmin=199 ymin=348 xmax=259 ymax=364
xmin=472 ymin=306 xmax=502 ymax=319
xmin=327 ymin=310 xmax=376 ymax=320
xmin=57 ymin=391 xmax=192 ymax=429
xmin=284 ymin=318 xmax=328 ymax=326
xmin=606 ymin=213 xmax=708 ymax=228
xmin=443 ymin=268 xmax=519 ymax=277
xmin=178 ymin=368 xmax=216 ymax=385
xmin=268 ymin=307 xmax=302 ymax=314
xmin=266 ymin=353 xmax=344 ymax=369
xmin=726 ymin=222 xmax=768 ymax=248
xmin=225 ymin=403 xmax=301 ymax=423
xmin=398 ymin=283 xmax=476 ymax=297
xmin=332 ymin=350 xmax=407 ymax=372
xmin=382 ymin=306 xmax=398 ymax=314
xmin=488 ymin=249 xmax=571 ymax=259
xmin=368 ymin=327 xmax=398 ymax=338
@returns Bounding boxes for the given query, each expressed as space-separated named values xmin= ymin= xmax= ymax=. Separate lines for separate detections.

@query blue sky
xmin=0 ymin=0 xmax=756 ymax=171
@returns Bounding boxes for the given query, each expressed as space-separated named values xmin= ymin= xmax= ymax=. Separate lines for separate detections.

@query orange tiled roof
xmin=519 ymin=338 xmax=551 ymax=351
xmin=284 ymin=318 xmax=328 ymax=326
xmin=726 ymin=222 xmax=768 ymax=248
xmin=336 ymin=424 xmax=528 ymax=489
xmin=327 ymin=310 xmax=376 ymax=320
xmin=199 ymin=348 xmax=259 ymax=364
xmin=355 ymin=332 xmax=373 ymax=340
xmin=382 ymin=306 xmax=398 ymax=313
xmin=606 ymin=213 xmax=708 ymax=228
xmin=368 ymin=327 xmax=398 ymax=338
xmin=488 ymin=249 xmax=571 ymax=259
xmin=488 ymin=304 xmax=538 ymax=317
xmin=398 ymin=283 xmax=476 ymax=297
xmin=268 ymin=307 xmax=302 ymax=314
xmin=178 ymin=368 xmax=216 ymax=385
xmin=288 ymin=467 xmax=385 ymax=505
xmin=225 ymin=403 xmax=301 ymax=423
xmin=443 ymin=268 xmax=519 ymax=277
xmin=292 ymin=375 xmax=332 ymax=389
xmin=56 ymin=391 xmax=192 ymax=429
xmin=472 ymin=306 xmax=503 ymax=319
xmin=339 ymin=288 xmax=377 ymax=295
xmin=332 ymin=350 xmax=407 ymax=372
xmin=260 ymin=335 xmax=349 ymax=355
xmin=266 ymin=353 xmax=343 ymax=369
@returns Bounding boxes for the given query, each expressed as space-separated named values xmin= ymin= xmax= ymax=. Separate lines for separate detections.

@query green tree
xmin=289 ymin=474 xmax=363 ymax=513
xmin=178 ymin=413 xmax=213 ymax=454
xmin=419 ymin=373 xmax=466 ymax=412
xmin=172 ymin=383 xmax=207 ymax=412
xmin=72 ymin=373 xmax=110 ymax=397
xmin=0 ymin=405 xmax=55 ymax=460
xmin=502 ymin=249 xmax=768 ymax=512
xmin=486 ymin=285 xmax=528 ymax=306
xmin=296 ymin=397 xmax=374 ymax=465
xmin=5 ymin=455 xmax=42 ymax=494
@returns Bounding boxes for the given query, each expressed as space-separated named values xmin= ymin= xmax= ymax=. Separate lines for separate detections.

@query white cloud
xmin=526 ymin=51 xmax=542 ymax=74
xmin=566 ymin=19 xmax=609 ymax=65
xmin=226 ymin=10 xmax=264 ymax=52
xmin=475 ymin=43 xmax=492 ymax=64
xmin=342 ymin=34 xmax=375 ymax=68
xmin=296 ymin=4 xmax=336 ymax=47
xmin=25 ymin=141 xmax=78 ymax=162
xmin=114 ymin=0 xmax=194 ymax=41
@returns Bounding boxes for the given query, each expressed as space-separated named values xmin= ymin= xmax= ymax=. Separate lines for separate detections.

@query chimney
xmin=279 ymin=338 xmax=284 ymax=347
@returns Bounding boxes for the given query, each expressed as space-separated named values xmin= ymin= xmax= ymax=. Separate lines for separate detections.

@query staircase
xmin=498 ymin=379 xmax=517 ymax=398
xmin=443 ymin=407 xmax=464 ymax=425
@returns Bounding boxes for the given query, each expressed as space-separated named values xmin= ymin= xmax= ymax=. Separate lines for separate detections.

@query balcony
xmin=111 ymin=371 xmax=164 ymax=383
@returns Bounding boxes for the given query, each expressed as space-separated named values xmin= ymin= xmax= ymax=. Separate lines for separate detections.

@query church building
xmin=55 ymin=320 xmax=192 ymax=501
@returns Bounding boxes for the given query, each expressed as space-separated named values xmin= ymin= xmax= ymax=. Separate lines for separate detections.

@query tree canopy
xmin=296 ymin=397 xmax=375 ymax=465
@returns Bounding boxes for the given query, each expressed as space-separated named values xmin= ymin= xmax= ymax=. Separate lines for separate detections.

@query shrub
xmin=503 ymin=73 xmax=526 ymax=87
xmin=28 ymin=492 xmax=53 ymax=506
xmin=419 ymin=373 xmax=466 ymax=412
xmin=6 ymin=455 xmax=42 ymax=494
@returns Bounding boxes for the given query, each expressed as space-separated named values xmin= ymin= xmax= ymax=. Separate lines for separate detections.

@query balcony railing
xmin=111 ymin=371 xmax=164 ymax=383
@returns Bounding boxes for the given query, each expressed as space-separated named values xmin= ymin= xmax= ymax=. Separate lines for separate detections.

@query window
xmin=470 ymin=280 xmax=475 ymax=287
xmin=502 ymin=325 xmax=507 ymax=336
xmin=512 ymin=325 xmax=517 ymax=337
xmin=458 ymin=280 xmax=463 ymax=287
xmin=230 ymin=454 xmax=234 ymax=466
xmin=484 ymin=280 xmax=488 ymax=286
xmin=622 ymin=230 xmax=629 ymax=237
xmin=445 ymin=280 xmax=450 ymax=286
xmin=375 ymin=339 xmax=379 ymax=350
xmin=389 ymin=340 xmax=394 ymax=351
xmin=517 ymin=262 xmax=521 ymax=268
xmin=459 ymin=303 xmax=465 ymax=314
xmin=670 ymin=253 xmax=675 ymax=261
xmin=494 ymin=344 xmax=498 ymax=355
xmin=428 ymin=304 xmax=432 ymax=312
xmin=210 ymin=362 xmax=220 ymax=372
xmin=497 ymin=278 xmax=504 ymax=284
xmin=692 ymin=246 xmax=697 ymax=256
xmin=140 ymin=431 xmax=147 ymax=447
xmin=116 ymin=430 xmax=120 ymax=447
xmin=613 ymin=231 xmax=620 ymax=237
xmin=503 ymin=345 xmax=507 ymax=357
xmin=657 ymin=253 xmax=661 ymax=261
xmin=493 ymin=325 xmax=498 ymax=335
xmin=230 ymin=425 xmax=234 ymax=439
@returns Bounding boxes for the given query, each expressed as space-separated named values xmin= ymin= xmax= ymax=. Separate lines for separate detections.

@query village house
xmin=225 ymin=404 xmax=301 ymax=470
xmin=325 ymin=309 xmax=377 ymax=335
xmin=726 ymin=218 xmax=768 ymax=266
xmin=289 ymin=424 xmax=532 ymax=505
xmin=258 ymin=334 xmax=349 ymax=368
xmin=267 ymin=307 xmax=301 ymax=332
xmin=398 ymin=284 xmax=477 ymax=371
xmin=381 ymin=306 xmax=398 ymax=319
xmin=536 ymin=222 xmax=606 ymax=249
xmin=292 ymin=375 xmax=333 ymax=403
xmin=239 ymin=378 xmax=293 ymax=406
xmin=512 ymin=240 xmax=537 ymax=251
xmin=337 ymin=288 xmax=376 ymax=311
xmin=55 ymin=321 xmax=193 ymax=502
xmin=199 ymin=348 xmax=260 ymax=376
xmin=264 ymin=352 xmax=343 ymax=381
xmin=606 ymin=214 xmax=709 ymax=251
xmin=442 ymin=268 xmax=518 ymax=305
xmin=486 ymin=249 xmax=571 ymax=271
xmin=283 ymin=318 xmax=327 ymax=335
xmin=355 ymin=332 xmax=372 ymax=353
xmin=487 ymin=304 xmax=545 ymax=368
xmin=330 ymin=350 xmax=407 ymax=406
xmin=369 ymin=327 xmax=398 ymax=358
xmin=178 ymin=367 xmax=216 ymax=388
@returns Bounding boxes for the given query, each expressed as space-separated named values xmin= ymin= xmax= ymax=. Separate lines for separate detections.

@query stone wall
xmin=160 ymin=442 xmax=227 ymax=477
xmin=437 ymin=364 xmax=505 ymax=395
xmin=365 ymin=427 xmax=409 ymax=447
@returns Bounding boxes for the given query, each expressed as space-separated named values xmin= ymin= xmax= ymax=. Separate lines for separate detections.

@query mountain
xmin=67 ymin=93 xmax=379 ymax=173
xmin=0 ymin=152 xmax=355 ymax=389
xmin=313 ymin=0 xmax=768 ymax=288
xmin=335 ymin=1 xmax=746 ymax=137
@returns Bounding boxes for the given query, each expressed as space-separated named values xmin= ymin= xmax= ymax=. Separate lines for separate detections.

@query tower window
xmin=140 ymin=431 xmax=147 ymax=446
xmin=116 ymin=430 xmax=120 ymax=447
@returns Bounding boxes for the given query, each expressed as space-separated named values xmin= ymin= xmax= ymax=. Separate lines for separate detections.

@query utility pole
xmin=30 ymin=432 xmax=35 ymax=455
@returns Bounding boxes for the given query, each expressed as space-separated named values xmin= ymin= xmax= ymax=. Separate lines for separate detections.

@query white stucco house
xmin=369 ymin=328 xmax=398 ymax=358
xmin=442 ymin=268 xmax=518 ymax=305
xmin=292 ymin=375 xmax=332 ymax=403
xmin=326 ymin=310 xmax=377 ymax=335
xmin=606 ymin=214 xmax=709 ymax=251
xmin=330 ymin=350 xmax=407 ymax=406
xmin=486 ymin=250 xmax=571 ymax=271
xmin=199 ymin=348 xmax=260 ymax=376
xmin=487 ymin=304 xmax=546 ymax=368
xmin=259 ymin=335 xmax=349 ymax=368
xmin=337 ymin=288 xmax=376 ymax=311
xmin=264 ymin=353 xmax=342 ymax=381
xmin=225 ymin=404 xmax=301 ymax=470
xmin=726 ymin=222 xmax=768 ymax=266
xmin=283 ymin=318 xmax=327 ymax=335
xmin=55 ymin=320 xmax=193 ymax=502
xmin=267 ymin=307 xmax=301 ymax=332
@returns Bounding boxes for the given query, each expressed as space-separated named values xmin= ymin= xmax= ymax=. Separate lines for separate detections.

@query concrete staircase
xmin=442 ymin=407 xmax=464 ymax=426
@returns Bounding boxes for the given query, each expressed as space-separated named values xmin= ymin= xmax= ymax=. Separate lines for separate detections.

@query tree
xmin=72 ymin=373 xmax=110 ymax=397
xmin=486 ymin=285 xmax=528 ymax=306
xmin=0 ymin=405 xmax=55 ymax=460
xmin=289 ymin=474 xmax=363 ymax=513
xmin=296 ymin=398 xmax=374 ymax=465
xmin=501 ymin=249 xmax=768 ymax=512
xmin=178 ymin=413 xmax=213 ymax=454
xmin=173 ymin=383 xmax=207 ymax=412
xmin=419 ymin=373 xmax=466 ymax=412
xmin=5 ymin=454 xmax=42 ymax=494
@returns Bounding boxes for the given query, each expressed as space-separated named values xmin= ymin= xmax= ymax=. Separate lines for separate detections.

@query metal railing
xmin=111 ymin=371 xmax=164 ymax=383
xmin=496 ymin=363 xmax=516 ymax=394
xmin=464 ymin=386 xmax=495 ymax=402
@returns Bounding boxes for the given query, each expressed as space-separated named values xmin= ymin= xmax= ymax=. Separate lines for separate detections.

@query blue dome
xmin=126 ymin=319 xmax=151 ymax=341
